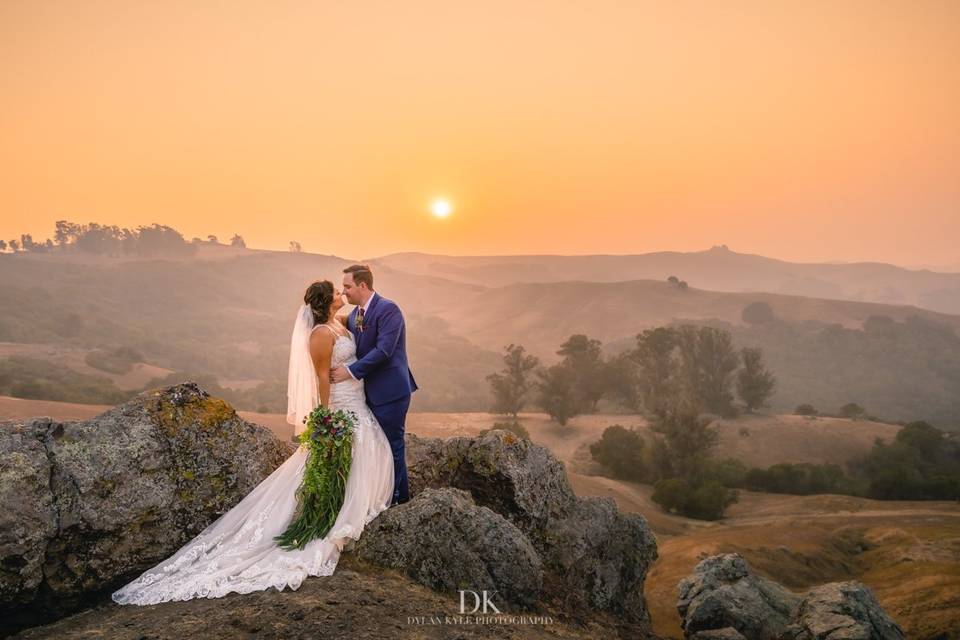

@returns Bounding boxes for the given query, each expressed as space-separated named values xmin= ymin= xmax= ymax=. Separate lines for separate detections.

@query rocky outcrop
xmin=0 ymin=423 xmax=56 ymax=627
xmin=0 ymin=382 xmax=291 ymax=635
xmin=678 ymin=553 xmax=800 ymax=640
xmin=788 ymin=581 xmax=905 ymax=640
xmin=677 ymin=554 xmax=904 ymax=640
xmin=354 ymin=487 xmax=543 ymax=608
xmin=402 ymin=430 xmax=659 ymax=624
xmin=405 ymin=430 xmax=577 ymax=534
xmin=3 ymin=390 xmax=659 ymax=637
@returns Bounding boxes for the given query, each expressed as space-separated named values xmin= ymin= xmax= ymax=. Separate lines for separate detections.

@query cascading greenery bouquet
xmin=274 ymin=405 xmax=357 ymax=551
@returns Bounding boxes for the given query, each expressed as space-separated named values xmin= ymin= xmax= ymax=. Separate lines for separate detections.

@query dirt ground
xmin=12 ymin=553 xmax=645 ymax=640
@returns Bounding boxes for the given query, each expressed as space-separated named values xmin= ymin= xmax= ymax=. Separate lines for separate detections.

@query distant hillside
xmin=0 ymin=249 xmax=494 ymax=411
xmin=427 ymin=278 xmax=960 ymax=426
xmin=371 ymin=246 xmax=960 ymax=315
xmin=433 ymin=278 xmax=960 ymax=355
xmin=2 ymin=248 xmax=959 ymax=424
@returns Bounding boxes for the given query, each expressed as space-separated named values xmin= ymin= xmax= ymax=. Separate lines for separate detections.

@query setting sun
xmin=430 ymin=199 xmax=452 ymax=219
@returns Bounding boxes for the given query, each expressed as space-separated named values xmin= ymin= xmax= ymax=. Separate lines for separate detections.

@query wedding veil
xmin=286 ymin=303 xmax=319 ymax=435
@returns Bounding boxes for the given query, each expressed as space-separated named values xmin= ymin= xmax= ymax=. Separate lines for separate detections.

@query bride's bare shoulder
xmin=310 ymin=324 xmax=337 ymax=341
xmin=313 ymin=323 xmax=349 ymax=340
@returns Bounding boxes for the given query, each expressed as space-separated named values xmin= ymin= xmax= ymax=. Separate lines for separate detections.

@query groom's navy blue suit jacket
xmin=346 ymin=292 xmax=418 ymax=406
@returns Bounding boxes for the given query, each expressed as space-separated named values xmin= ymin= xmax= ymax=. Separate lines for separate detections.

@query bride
xmin=111 ymin=280 xmax=395 ymax=605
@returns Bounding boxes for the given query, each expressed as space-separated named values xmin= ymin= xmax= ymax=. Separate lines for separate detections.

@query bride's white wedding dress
xmin=112 ymin=329 xmax=395 ymax=605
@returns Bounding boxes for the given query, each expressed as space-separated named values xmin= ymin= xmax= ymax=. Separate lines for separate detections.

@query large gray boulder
xmin=354 ymin=487 xmax=543 ymax=608
xmin=677 ymin=555 xmax=905 ymax=640
xmin=677 ymin=553 xmax=801 ymax=640
xmin=542 ymin=493 xmax=657 ymax=619
xmin=404 ymin=430 xmax=658 ymax=624
xmin=0 ymin=424 xmax=56 ymax=617
xmin=788 ymin=581 xmax=905 ymax=640
xmin=0 ymin=382 xmax=291 ymax=634
xmin=406 ymin=430 xmax=577 ymax=535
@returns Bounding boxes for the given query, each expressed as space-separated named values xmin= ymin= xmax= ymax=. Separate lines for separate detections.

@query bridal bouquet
xmin=274 ymin=405 xmax=357 ymax=551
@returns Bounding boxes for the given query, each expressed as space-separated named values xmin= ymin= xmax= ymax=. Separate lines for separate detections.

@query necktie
xmin=357 ymin=306 xmax=365 ymax=332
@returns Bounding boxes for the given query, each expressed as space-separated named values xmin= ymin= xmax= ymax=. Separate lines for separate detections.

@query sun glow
xmin=430 ymin=199 xmax=452 ymax=219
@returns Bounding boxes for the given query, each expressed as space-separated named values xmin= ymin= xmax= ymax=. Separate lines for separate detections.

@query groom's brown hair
xmin=343 ymin=264 xmax=374 ymax=290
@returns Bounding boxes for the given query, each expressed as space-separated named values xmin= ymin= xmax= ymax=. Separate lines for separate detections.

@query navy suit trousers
xmin=368 ymin=394 xmax=411 ymax=504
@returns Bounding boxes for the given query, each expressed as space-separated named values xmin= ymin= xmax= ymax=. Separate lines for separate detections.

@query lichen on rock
xmin=400 ymin=429 xmax=659 ymax=626
xmin=0 ymin=382 xmax=290 ymax=635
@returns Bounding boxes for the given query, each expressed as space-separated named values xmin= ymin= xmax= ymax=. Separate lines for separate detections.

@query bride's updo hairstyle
xmin=304 ymin=280 xmax=334 ymax=324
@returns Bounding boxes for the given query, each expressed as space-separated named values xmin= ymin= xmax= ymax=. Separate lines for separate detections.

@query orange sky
xmin=1 ymin=0 xmax=958 ymax=267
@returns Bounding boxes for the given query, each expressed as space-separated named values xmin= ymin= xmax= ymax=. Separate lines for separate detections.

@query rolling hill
xmin=0 ymin=247 xmax=497 ymax=411
xmin=371 ymin=245 xmax=960 ymax=315
xmin=2 ymin=245 xmax=960 ymax=424
xmin=431 ymin=277 xmax=960 ymax=357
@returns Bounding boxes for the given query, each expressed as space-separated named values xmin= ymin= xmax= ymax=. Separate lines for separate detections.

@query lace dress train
xmin=112 ymin=334 xmax=394 ymax=605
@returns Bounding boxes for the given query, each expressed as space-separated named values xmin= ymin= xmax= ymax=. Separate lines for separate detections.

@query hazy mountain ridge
xmin=371 ymin=245 xmax=960 ymax=314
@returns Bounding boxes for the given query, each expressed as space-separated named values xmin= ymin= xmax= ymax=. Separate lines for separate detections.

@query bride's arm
xmin=309 ymin=327 xmax=335 ymax=407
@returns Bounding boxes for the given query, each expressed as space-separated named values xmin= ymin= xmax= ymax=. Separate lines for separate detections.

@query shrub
xmin=710 ymin=458 xmax=748 ymax=487
xmin=589 ymin=424 xmax=648 ymax=482
xmin=84 ymin=346 xmax=143 ymax=374
xmin=839 ymin=402 xmax=866 ymax=420
xmin=480 ymin=420 xmax=531 ymax=440
xmin=795 ymin=403 xmax=818 ymax=416
xmin=652 ymin=477 xmax=738 ymax=520
xmin=860 ymin=421 xmax=960 ymax=500
xmin=742 ymin=301 xmax=775 ymax=325
xmin=743 ymin=462 xmax=848 ymax=495
xmin=651 ymin=478 xmax=691 ymax=514
xmin=686 ymin=480 xmax=739 ymax=520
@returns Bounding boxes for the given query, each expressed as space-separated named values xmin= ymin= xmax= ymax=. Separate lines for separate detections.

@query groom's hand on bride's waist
xmin=330 ymin=366 xmax=353 ymax=383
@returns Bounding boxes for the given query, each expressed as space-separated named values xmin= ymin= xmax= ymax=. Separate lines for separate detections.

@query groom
xmin=331 ymin=264 xmax=417 ymax=505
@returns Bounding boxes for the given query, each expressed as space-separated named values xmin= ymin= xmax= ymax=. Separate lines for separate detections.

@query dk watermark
xmin=406 ymin=589 xmax=554 ymax=626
